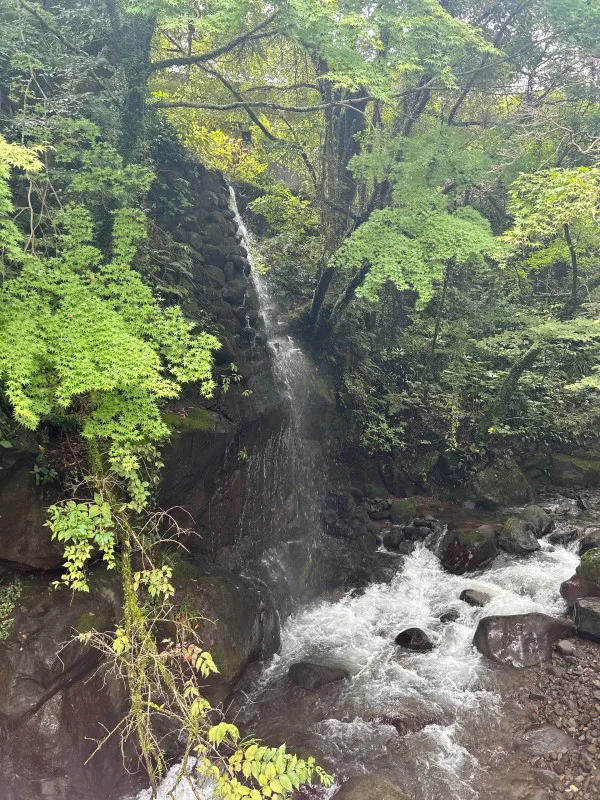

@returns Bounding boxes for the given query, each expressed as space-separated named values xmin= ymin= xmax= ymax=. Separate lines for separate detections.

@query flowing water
xmin=136 ymin=196 xmax=584 ymax=800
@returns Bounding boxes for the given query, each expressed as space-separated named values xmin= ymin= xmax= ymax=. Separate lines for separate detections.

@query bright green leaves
xmin=0 ymin=135 xmax=42 ymax=272
xmin=47 ymin=495 xmax=117 ymax=591
xmin=504 ymin=167 xmax=600 ymax=250
xmin=332 ymin=206 xmax=496 ymax=303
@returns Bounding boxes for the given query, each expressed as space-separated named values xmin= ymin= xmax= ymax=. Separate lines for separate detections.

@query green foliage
xmin=0 ymin=578 xmax=22 ymax=641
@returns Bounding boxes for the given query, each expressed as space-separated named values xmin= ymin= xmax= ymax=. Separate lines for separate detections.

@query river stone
xmin=395 ymin=627 xmax=434 ymax=651
xmin=389 ymin=498 xmax=417 ymax=525
xmin=498 ymin=517 xmax=541 ymax=555
xmin=467 ymin=461 xmax=534 ymax=509
xmin=521 ymin=505 xmax=554 ymax=536
xmin=333 ymin=775 xmax=411 ymax=800
xmin=578 ymin=528 xmax=600 ymax=555
xmin=460 ymin=589 xmax=490 ymax=607
xmin=517 ymin=724 xmax=577 ymax=756
xmin=560 ymin=573 xmax=600 ymax=607
xmin=288 ymin=662 xmax=349 ymax=690
xmin=473 ymin=613 xmax=575 ymax=667
xmin=440 ymin=609 xmax=460 ymax=623
xmin=438 ymin=525 xmax=499 ymax=574
xmin=574 ymin=597 xmax=600 ymax=641
xmin=383 ymin=526 xmax=404 ymax=549
xmin=548 ymin=527 xmax=579 ymax=547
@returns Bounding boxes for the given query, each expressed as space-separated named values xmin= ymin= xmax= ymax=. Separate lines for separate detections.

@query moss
xmin=551 ymin=454 xmax=600 ymax=488
xmin=390 ymin=498 xmax=417 ymax=525
xmin=76 ymin=611 xmax=97 ymax=635
xmin=163 ymin=407 xmax=215 ymax=433
xmin=580 ymin=548 xmax=600 ymax=586
xmin=363 ymin=483 xmax=390 ymax=500
xmin=315 ymin=378 xmax=336 ymax=406
xmin=457 ymin=529 xmax=486 ymax=545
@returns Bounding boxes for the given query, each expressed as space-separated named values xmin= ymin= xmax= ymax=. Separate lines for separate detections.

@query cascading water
xmin=136 ymin=194 xmax=583 ymax=800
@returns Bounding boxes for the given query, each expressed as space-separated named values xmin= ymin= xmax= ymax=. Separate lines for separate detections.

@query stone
xmin=222 ymin=278 xmax=247 ymax=305
xmin=460 ymin=589 xmax=490 ymax=607
xmin=383 ymin=526 xmax=404 ymax=549
xmin=188 ymin=231 xmax=204 ymax=251
xmin=440 ymin=609 xmax=460 ymax=623
xmin=333 ymin=775 xmax=411 ymax=800
xmin=205 ymin=264 xmax=226 ymax=287
xmin=578 ymin=529 xmax=600 ymax=556
xmin=498 ymin=517 xmax=541 ymax=555
xmin=288 ymin=662 xmax=349 ymax=690
xmin=395 ymin=627 xmax=434 ymax=652
xmin=548 ymin=528 xmax=579 ymax=547
xmin=473 ymin=613 xmax=575 ymax=667
xmin=560 ymin=573 xmax=600 ymax=607
xmin=579 ymin=547 xmax=600 ymax=586
xmin=521 ymin=505 xmax=554 ymax=536
xmin=554 ymin=640 xmax=575 ymax=656
xmin=438 ymin=525 xmax=499 ymax=574
xmin=389 ymin=498 xmax=417 ymax=525
xmin=518 ymin=725 xmax=577 ymax=757
xmin=551 ymin=454 xmax=600 ymax=488
xmin=467 ymin=461 xmax=534 ymax=509
xmin=574 ymin=598 xmax=600 ymax=641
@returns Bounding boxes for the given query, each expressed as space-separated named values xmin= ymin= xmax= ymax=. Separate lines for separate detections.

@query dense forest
xmin=2 ymin=1 xmax=600 ymax=799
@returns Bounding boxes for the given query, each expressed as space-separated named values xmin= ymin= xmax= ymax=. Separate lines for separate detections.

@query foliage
xmin=0 ymin=577 xmax=22 ymax=641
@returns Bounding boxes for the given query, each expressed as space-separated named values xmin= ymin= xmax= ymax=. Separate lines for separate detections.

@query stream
xmin=136 ymin=194 xmax=584 ymax=800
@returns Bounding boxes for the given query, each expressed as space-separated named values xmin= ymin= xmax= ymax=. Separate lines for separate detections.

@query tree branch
xmin=151 ymin=99 xmax=370 ymax=113
xmin=149 ymin=13 xmax=278 ymax=72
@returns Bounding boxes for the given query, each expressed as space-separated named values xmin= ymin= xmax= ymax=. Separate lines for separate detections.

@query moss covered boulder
xmin=498 ymin=517 xmax=540 ymax=555
xmin=551 ymin=454 xmax=600 ymax=488
xmin=334 ymin=775 xmax=411 ymax=800
xmin=438 ymin=525 xmax=499 ymax=574
xmin=521 ymin=505 xmax=553 ymax=536
xmin=579 ymin=548 xmax=600 ymax=585
xmin=390 ymin=498 xmax=417 ymax=525
xmin=467 ymin=461 xmax=534 ymax=510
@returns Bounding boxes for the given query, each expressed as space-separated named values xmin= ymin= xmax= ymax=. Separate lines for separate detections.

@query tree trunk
xmin=314 ymin=260 xmax=371 ymax=341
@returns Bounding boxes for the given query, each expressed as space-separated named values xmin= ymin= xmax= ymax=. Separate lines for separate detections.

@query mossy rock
xmin=363 ymin=483 xmax=390 ymax=500
xmin=467 ymin=461 xmax=534 ymax=509
xmin=334 ymin=775 xmax=411 ymax=800
xmin=580 ymin=548 xmax=600 ymax=586
xmin=163 ymin=407 xmax=216 ymax=433
xmin=551 ymin=454 xmax=600 ymax=488
xmin=315 ymin=377 xmax=336 ymax=406
xmin=390 ymin=498 xmax=417 ymax=525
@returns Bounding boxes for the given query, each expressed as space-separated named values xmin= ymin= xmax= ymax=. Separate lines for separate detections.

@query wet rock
xmin=440 ymin=609 xmax=460 ymax=623
xmin=288 ymin=662 xmax=349 ymax=690
xmin=394 ymin=627 xmax=434 ymax=652
xmin=498 ymin=517 xmax=541 ymax=555
xmin=551 ymin=454 xmax=600 ymax=488
xmin=403 ymin=525 xmax=432 ymax=541
xmin=460 ymin=589 xmax=491 ymax=607
xmin=521 ymin=505 xmax=554 ymax=536
xmin=333 ymin=774 xmax=411 ymax=800
xmin=473 ymin=613 xmax=575 ymax=667
xmin=517 ymin=724 xmax=577 ymax=756
xmin=382 ymin=526 xmax=404 ymax=549
xmin=574 ymin=598 xmax=600 ymax=641
xmin=438 ymin=525 xmax=498 ymax=574
xmin=467 ymin=461 xmax=534 ymax=510
xmin=560 ymin=573 xmax=600 ymax=608
xmin=547 ymin=528 xmax=579 ymax=547
xmin=555 ymin=639 xmax=576 ymax=656
xmin=578 ymin=528 xmax=600 ymax=556
xmin=389 ymin=499 xmax=417 ymax=525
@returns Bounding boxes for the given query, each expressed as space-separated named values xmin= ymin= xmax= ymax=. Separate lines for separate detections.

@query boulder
xmin=389 ymin=499 xmax=417 ymax=525
xmin=473 ymin=613 xmax=575 ymax=667
xmin=560 ymin=573 xmax=600 ymax=608
xmin=498 ymin=517 xmax=541 ymax=555
xmin=578 ymin=547 xmax=600 ymax=586
xmin=574 ymin=598 xmax=600 ymax=641
xmin=383 ymin=526 xmax=404 ymax=549
xmin=395 ymin=627 xmax=434 ymax=652
xmin=288 ymin=662 xmax=349 ymax=690
xmin=438 ymin=525 xmax=498 ymax=574
xmin=517 ymin=724 xmax=577 ymax=756
xmin=333 ymin=775 xmax=411 ymax=800
xmin=440 ymin=609 xmax=460 ymax=623
xmin=555 ymin=639 xmax=575 ymax=656
xmin=578 ymin=528 xmax=600 ymax=556
xmin=521 ymin=505 xmax=554 ymax=536
xmin=460 ymin=589 xmax=490 ymax=607
xmin=551 ymin=454 xmax=600 ymax=488
xmin=222 ymin=278 xmax=247 ymax=305
xmin=467 ymin=461 xmax=534 ymax=510
xmin=547 ymin=528 xmax=579 ymax=547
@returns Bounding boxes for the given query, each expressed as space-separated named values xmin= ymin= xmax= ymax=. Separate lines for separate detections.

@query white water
xmin=140 ymin=537 xmax=579 ymax=800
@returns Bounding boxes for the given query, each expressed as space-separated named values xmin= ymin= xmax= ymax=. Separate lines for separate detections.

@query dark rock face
xmin=288 ymin=662 xmax=349 ymax=690
xmin=551 ymin=454 xmax=600 ymax=488
xmin=333 ymin=775 xmax=411 ymax=800
xmin=460 ymin=588 xmax=491 ymax=607
xmin=578 ymin=528 xmax=600 ymax=556
xmin=473 ymin=613 xmax=575 ymax=667
xmin=395 ymin=627 xmax=434 ymax=652
xmin=467 ymin=461 xmax=534 ymax=510
xmin=438 ymin=525 xmax=499 ymax=574
xmin=521 ymin=505 xmax=554 ymax=537
xmin=498 ymin=517 xmax=541 ymax=555
xmin=574 ymin=598 xmax=600 ymax=641
xmin=0 ymin=450 xmax=63 ymax=569
xmin=0 ymin=569 xmax=129 ymax=800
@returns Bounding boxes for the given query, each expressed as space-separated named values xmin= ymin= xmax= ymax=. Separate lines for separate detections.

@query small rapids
xmin=139 ymin=537 xmax=579 ymax=800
